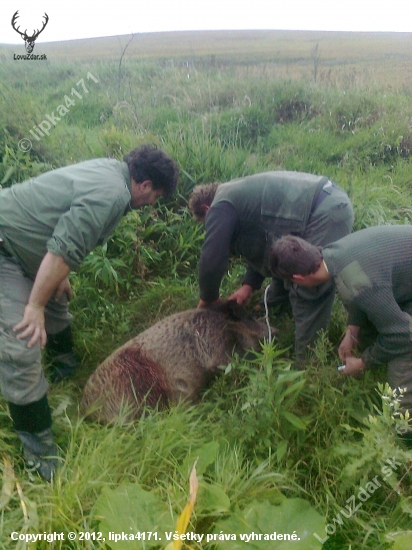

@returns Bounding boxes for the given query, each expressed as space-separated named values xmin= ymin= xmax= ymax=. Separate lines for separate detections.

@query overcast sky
xmin=1 ymin=0 xmax=411 ymax=44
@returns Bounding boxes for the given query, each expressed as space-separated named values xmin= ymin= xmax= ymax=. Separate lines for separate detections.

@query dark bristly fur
xmin=81 ymin=302 xmax=269 ymax=424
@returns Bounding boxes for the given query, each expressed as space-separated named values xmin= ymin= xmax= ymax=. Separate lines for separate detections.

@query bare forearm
xmin=346 ymin=325 xmax=360 ymax=339
xmin=29 ymin=252 xmax=71 ymax=307
xmin=338 ymin=325 xmax=360 ymax=360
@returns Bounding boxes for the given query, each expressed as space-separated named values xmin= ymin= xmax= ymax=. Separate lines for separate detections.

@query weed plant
xmin=1 ymin=41 xmax=412 ymax=549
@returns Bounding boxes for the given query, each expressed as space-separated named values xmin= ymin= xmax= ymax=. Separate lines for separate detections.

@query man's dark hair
xmin=188 ymin=183 xmax=220 ymax=221
xmin=124 ymin=144 xmax=179 ymax=198
xmin=270 ymin=235 xmax=323 ymax=279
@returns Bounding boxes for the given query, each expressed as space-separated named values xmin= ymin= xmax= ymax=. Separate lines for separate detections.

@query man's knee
xmin=0 ymin=337 xmax=47 ymax=405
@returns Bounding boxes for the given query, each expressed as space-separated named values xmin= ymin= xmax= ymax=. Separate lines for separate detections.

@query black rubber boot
xmin=16 ymin=428 xmax=58 ymax=481
xmin=8 ymin=395 xmax=58 ymax=482
xmin=46 ymin=325 xmax=80 ymax=382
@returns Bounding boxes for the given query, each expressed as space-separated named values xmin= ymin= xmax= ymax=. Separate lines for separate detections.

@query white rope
xmin=263 ymin=284 xmax=272 ymax=342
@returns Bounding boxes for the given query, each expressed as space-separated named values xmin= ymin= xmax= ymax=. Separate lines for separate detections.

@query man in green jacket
xmin=189 ymin=172 xmax=353 ymax=358
xmin=269 ymin=226 xmax=412 ymax=443
xmin=0 ymin=144 xmax=179 ymax=480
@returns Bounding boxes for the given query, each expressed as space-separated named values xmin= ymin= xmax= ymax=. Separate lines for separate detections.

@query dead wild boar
xmin=80 ymin=301 xmax=269 ymax=424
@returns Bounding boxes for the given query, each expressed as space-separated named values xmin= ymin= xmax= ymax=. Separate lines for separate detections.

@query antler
xmin=11 ymin=11 xmax=25 ymax=38
xmin=11 ymin=11 xmax=49 ymax=41
xmin=31 ymin=13 xmax=49 ymax=41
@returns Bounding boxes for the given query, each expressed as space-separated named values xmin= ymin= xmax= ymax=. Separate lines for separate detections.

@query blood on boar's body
xmin=80 ymin=302 xmax=269 ymax=424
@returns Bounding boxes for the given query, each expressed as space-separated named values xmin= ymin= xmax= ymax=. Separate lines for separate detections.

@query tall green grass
xmin=1 ymin=49 xmax=412 ymax=549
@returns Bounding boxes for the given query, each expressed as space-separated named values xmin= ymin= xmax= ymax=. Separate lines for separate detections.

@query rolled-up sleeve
xmin=47 ymin=192 xmax=129 ymax=270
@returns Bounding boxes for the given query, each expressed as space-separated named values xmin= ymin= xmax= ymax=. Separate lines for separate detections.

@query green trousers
xmin=0 ymin=253 xmax=72 ymax=405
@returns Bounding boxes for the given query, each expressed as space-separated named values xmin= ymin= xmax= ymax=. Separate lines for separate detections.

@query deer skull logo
xmin=11 ymin=11 xmax=49 ymax=54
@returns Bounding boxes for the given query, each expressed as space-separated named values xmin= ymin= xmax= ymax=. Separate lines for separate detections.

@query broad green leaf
xmin=94 ymin=483 xmax=175 ymax=550
xmin=280 ymin=411 xmax=308 ymax=431
xmin=181 ymin=440 xmax=219 ymax=477
xmin=213 ymin=498 xmax=325 ymax=549
xmin=281 ymin=378 xmax=307 ymax=399
xmin=198 ymin=482 xmax=231 ymax=513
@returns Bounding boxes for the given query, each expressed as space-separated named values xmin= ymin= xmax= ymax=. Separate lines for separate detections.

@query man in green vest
xmin=0 ymin=144 xmax=179 ymax=480
xmin=189 ymin=172 xmax=353 ymax=359
xmin=269 ymin=226 xmax=412 ymax=446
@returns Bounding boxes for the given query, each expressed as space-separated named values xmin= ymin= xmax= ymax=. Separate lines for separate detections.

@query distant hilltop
xmin=1 ymin=29 xmax=411 ymax=65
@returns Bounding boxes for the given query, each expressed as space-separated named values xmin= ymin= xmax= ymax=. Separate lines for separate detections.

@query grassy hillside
xmin=1 ymin=29 xmax=412 ymax=550
xmin=2 ymin=29 xmax=412 ymax=86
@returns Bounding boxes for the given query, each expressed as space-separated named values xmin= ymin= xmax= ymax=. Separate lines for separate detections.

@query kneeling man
xmin=270 ymin=225 xmax=412 ymax=443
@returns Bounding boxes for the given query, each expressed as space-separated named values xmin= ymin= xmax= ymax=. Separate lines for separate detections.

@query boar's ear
xmin=221 ymin=300 xmax=248 ymax=321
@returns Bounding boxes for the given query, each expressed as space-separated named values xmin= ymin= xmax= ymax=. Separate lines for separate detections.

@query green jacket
xmin=0 ymin=159 xmax=131 ymax=278
xmin=322 ymin=225 xmax=412 ymax=367
xmin=199 ymin=171 xmax=327 ymax=301
xmin=215 ymin=172 xmax=327 ymax=234
xmin=214 ymin=172 xmax=327 ymax=274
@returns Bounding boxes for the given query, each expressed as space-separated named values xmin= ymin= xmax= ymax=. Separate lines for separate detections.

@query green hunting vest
xmin=212 ymin=171 xmax=328 ymax=277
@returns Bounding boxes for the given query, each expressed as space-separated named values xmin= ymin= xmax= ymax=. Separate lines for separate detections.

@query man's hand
xmin=13 ymin=252 xmax=71 ymax=349
xmin=340 ymin=356 xmax=366 ymax=378
xmin=198 ymin=298 xmax=223 ymax=308
xmin=55 ymin=277 xmax=72 ymax=302
xmin=338 ymin=325 xmax=360 ymax=361
xmin=228 ymin=284 xmax=253 ymax=305
xmin=13 ymin=304 xmax=47 ymax=349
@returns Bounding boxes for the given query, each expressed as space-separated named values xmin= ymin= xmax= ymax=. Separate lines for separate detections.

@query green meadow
xmin=0 ymin=30 xmax=412 ymax=549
